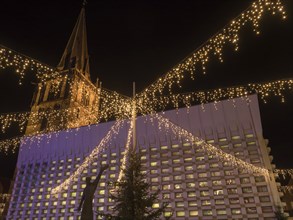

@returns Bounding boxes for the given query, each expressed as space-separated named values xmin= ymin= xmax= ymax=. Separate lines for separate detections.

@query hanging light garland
xmin=137 ymin=79 xmax=293 ymax=114
xmin=275 ymin=169 xmax=293 ymax=178
xmin=0 ymin=44 xmax=63 ymax=84
xmin=154 ymin=114 xmax=269 ymax=176
xmin=137 ymin=0 xmax=286 ymax=101
xmin=51 ymin=119 xmax=125 ymax=195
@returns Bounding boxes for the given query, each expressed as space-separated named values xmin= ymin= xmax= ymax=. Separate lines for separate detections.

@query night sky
xmin=0 ymin=0 xmax=292 ymax=179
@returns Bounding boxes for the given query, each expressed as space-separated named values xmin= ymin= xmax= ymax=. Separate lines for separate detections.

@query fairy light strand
xmin=155 ymin=114 xmax=269 ymax=176
xmin=51 ymin=119 xmax=125 ymax=195
xmin=137 ymin=0 xmax=286 ymax=101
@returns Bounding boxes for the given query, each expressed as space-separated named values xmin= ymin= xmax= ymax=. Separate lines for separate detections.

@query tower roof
xmin=57 ymin=7 xmax=90 ymax=80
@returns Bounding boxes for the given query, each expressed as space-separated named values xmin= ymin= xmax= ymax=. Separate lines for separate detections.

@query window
xmin=227 ymin=188 xmax=237 ymax=194
xmin=176 ymin=211 xmax=185 ymax=217
xmin=234 ymin=143 xmax=242 ymax=148
xmin=151 ymin=177 xmax=159 ymax=183
xmin=162 ymin=184 xmax=170 ymax=190
xmin=187 ymin=182 xmax=196 ymax=188
xmin=172 ymin=159 xmax=180 ymax=164
xmin=164 ymin=212 xmax=172 ymax=217
xmin=160 ymin=145 xmax=168 ymax=150
xmin=202 ymin=200 xmax=211 ymax=205
xmin=174 ymin=175 xmax=182 ymax=181
xmin=163 ymin=193 xmax=170 ymax=199
xmin=226 ymin=179 xmax=236 ymax=185
xmin=199 ymin=181 xmax=208 ymax=187
xmin=187 ymin=192 xmax=196 ymax=198
xmin=174 ymin=184 xmax=182 ymax=190
xmin=212 ymin=180 xmax=222 ymax=186
xmin=189 ymin=210 xmax=198 ymax=216
xmin=215 ymin=199 xmax=225 ymax=205
xmin=175 ymin=202 xmax=184 ymax=207
xmin=197 ymin=164 xmax=206 ymax=169
xmin=188 ymin=201 xmax=197 ymax=207
xmin=247 ymin=207 xmax=257 ymax=214
xmin=255 ymin=176 xmax=265 ymax=182
xmin=251 ymin=158 xmax=261 ymax=163
xmin=214 ymin=189 xmax=224 ymax=195
xmin=198 ymin=173 xmax=208 ymax=178
xmin=211 ymin=171 xmax=221 ymax=177
xmin=245 ymin=134 xmax=254 ymax=138
xmin=175 ymin=192 xmax=183 ymax=198
xmin=229 ymin=198 xmax=239 ymax=204
xmin=200 ymin=190 xmax=210 ymax=196
xmin=172 ymin=144 xmax=179 ymax=148
xmin=185 ymin=166 xmax=193 ymax=171
xmin=173 ymin=167 xmax=181 ymax=172
xmin=196 ymin=156 xmax=205 ymax=161
xmin=219 ymin=138 xmax=227 ymax=142
xmin=150 ymin=162 xmax=157 ymax=167
xmin=172 ymin=151 xmax=180 ymax=156
xmin=217 ymin=209 xmax=227 ymax=215
xmin=225 ymin=170 xmax=234 ymax=176
xmin=210 ymin=163 xmax=219 ymax=168
xmin=186 ymin=174 xmax=194 ymax=179
xmin=259 ymin=196 xmax=271 ymax=202
xmin=203 ymin=210 xmax=212 ymax=216
xmin=184 ymin=157 xmax=192 ymax=162
xmin=244 ymin=197 xmax=255 ymax=203
xmin=257 ymin=186 xmax=268 ymax=192
xmin=232 ymin=135 xmax=241 ymax=140
xmin=231 ymin=208 xmax=241 ymax=214
xmin=262 ymin=206 xmax=273 ymax=213
xmin=242 ymin=187 xmax=253 ymax=193
xmin=152 ymin=203 xmax=159 ymax=209
xmin=240 ymin=177 xmax=250 ymax=184
xmin=162 ymin=176 xmax=170 ymax=181
xmin=161 ymin=168 xmax=168 ymax=173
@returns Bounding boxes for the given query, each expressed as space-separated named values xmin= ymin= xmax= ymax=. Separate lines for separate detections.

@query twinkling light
xmin=278 ymin=186 xmax=293 ymax=193
xmin=137 ymin=0 xmax=286 ymax=101
xmin=51 ymin=120 xmax=125 ymax=195
xmin=275 ymin=169 xmax=293 ymax=178
xmin=0 ymin=78 xmax=292 ymax=153
xmin=117 ymin=100 xmax=137 ymax=182
xmin=155 ymin=114 xmax=269 ymax=176
xmin=0 ymin=44 xmax=62 ymax=84
xmin=137 ymin=79 xmax=293 ymax=113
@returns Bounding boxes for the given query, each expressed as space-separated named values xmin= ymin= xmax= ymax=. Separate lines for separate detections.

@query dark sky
xmin=0 ymin=0 xmax=292 ymax=179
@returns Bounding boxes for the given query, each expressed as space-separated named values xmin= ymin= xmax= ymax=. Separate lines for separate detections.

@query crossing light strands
xmin=138 ymin=0 xmax=286 ymax=101
xmin=51 ymin=120 xmax=125 ymax=195
xmin=154 ymin=114 xmax=269 ymax=176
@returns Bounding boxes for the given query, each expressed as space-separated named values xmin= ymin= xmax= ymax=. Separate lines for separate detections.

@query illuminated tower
xmin=26 ymin=7 xmax=100 ymax=135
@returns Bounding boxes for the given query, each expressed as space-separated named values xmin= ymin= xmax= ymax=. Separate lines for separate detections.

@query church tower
xmin=26 ymin=7 xmax=100 ymax=135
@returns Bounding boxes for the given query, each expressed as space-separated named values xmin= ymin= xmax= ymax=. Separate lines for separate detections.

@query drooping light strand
xmin=117 ymin=119 xmax=134 ymax=182
xmin=51 ymin=119 xmax=125 ymax=195
xmin=0 ymin=44 xmax=62 ymax=83
xmin=137 ymin=0 xmax=286 ymax=101
xmin=278 ymin=185 xmax=293 ymax=193
xmin=155 ymin=114 xmax=269 ymax=176
xmin=137 ymin=79 xmax=293 ymax=114
xmin=275 ymin=169 xmax=293 ymax=178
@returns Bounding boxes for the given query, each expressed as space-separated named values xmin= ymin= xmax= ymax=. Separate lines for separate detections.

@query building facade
xmin=7 ymin=95 xmax=284 ymax=219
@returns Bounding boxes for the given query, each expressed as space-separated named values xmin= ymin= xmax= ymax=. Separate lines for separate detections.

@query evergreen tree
xmin=110 ymin=150 xmax=170 ymax=220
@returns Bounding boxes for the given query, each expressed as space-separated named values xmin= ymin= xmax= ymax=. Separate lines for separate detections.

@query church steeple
xmin=57 ymin=7 xmax=90 ymax=80
xmin=25 ymin=5 xmax=100 ymax=135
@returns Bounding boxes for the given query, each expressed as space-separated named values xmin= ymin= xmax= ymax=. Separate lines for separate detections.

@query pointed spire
xmin=57 ymin=7 xmax=90 ymax=80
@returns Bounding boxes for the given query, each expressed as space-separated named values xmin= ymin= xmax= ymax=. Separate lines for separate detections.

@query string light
xmin=137 ymin=79 xmax=293 ymax=114
xmin=137 ymin=0 xmax=286 ymax=101
xmin=275 ymin=169 xmax=293 ymax=178
xmin=154 ymin=114 xmax=269 ymax=176
xmin=51 ymin=119 xmax=125 ymax=195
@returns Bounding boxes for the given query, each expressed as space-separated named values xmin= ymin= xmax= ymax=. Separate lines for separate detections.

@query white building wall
xmin=7 ymin=95 xmax=282 ymax=219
